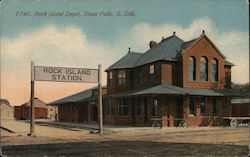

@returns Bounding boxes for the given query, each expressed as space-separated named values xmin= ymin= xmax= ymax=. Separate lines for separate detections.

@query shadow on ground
xmin=3 ymin=140 xmax=248 ymax=157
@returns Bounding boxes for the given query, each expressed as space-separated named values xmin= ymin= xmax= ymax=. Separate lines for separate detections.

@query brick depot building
xmin=51 ymin=31 xmax=240 ymax=127
xmin=14 ymin=98 xmax=48 ymax=120
xmin=49 ymin=86 xmax=107 ymax=123
xmin=103 ymin=31 xmax=239 ymax=127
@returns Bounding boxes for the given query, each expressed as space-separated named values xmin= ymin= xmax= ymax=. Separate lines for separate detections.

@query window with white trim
xmin=118 ymin=70 xmax=126 ymax=85
xmin=149 ymin=65 xmax=155 ymax=81
xmin=108 ymin=71 xmax=113 ymax=87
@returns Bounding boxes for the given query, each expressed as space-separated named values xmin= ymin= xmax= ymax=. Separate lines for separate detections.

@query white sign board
xmin=34 ymin=66 xmax=98 ymax=83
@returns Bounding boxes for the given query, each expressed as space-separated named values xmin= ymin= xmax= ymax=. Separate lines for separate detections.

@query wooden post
xmin=29 ymin=61 xmax=35 ymax=136
xmin=0 ymin=100 xmax=2 ymax=156
xmin=98 ymin=64 xmax=103 ymax=134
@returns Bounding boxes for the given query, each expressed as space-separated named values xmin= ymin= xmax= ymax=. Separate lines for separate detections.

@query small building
xmin=0 ymin=99 xmax=14 ymax=120
xmin=14 ymin=98 xmax=48 ymax=120
xmin=231 ymin=98 xmax=250 ymax=117
xmin=49 ymin=86 xmax=107 ymax=123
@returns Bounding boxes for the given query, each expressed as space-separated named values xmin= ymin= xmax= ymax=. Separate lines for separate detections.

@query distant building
xmin=14 ymin=98 xmax=49 ymax=120
xmin=231 ymin=98 xmax=250 ymax=117
xmin=0 ymin=99 xmax=14 ymax=120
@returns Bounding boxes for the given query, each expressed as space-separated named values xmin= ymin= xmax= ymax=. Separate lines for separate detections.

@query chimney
xmin=149 ymin=41 xmax=157 ymax=48
xmin=128 ymin=47 xmax=131 ymax=52
xmin=202 ymin=30 xmax=205 ymax=34
xmin=173 ymin=31 xmax=176 ymax=36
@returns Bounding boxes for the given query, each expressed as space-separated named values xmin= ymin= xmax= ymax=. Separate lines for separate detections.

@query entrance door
xmin=91 ymin=105 xmax=98 ymax=122
xmin=144 ymin=97 xmax=148 ymax=123
xmin=132 ymin=98 xmax=135 ymax=125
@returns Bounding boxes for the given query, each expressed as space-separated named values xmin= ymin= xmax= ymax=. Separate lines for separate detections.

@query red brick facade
xmin=182 ymin=36 xmax=225 ymax=89
xmin=104 ymin=33 xmax=234 ymax=127
xmin=52 ymin=32 xmax=237 ymax=127
xmin=14 ymin=106 xmax=48 ymax=120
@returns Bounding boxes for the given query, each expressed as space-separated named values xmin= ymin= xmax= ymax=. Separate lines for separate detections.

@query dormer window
xmin=200 ymin=56 xmax=208 ymax=81
xmin=118 ymin=70 xmax=126 ymax=85
xmin=149 ymin=64 xmax=155 ymax=81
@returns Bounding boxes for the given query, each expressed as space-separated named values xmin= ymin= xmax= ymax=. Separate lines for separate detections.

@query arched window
xmin=200 ymin=57 xmax=208 ymax=81
xmin=212 ymin=59 xmax=218 ymax=82
xmin=189 ymin=57 xmax=196 ymax=81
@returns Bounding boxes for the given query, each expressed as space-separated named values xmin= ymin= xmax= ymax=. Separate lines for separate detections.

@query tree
xmin=231 ymin=82 xmax=250 ymax=97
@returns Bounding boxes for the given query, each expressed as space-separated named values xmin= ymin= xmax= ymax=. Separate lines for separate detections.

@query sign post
xmin=29 ymin=61 xmax=35 ymax=136
xmin=98 ymin=64 xmax=103 ymax=134
xmin=29 ymin=63 xmax=101 ymax=135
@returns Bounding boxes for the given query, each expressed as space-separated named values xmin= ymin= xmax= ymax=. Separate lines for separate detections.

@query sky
xmin=0 ymin=0 xmax=249 ymax=105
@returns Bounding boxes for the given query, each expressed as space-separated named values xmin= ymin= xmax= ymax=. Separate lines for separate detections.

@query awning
xmin=182 ymin=88 xmax=241 ymax=97
xmin=128 ymin=84 xmax=186 ymax=96
xmin=104 ymin=84 xmax=241 ymax=98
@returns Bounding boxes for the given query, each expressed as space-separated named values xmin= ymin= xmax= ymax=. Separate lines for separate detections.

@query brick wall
xmin=182 ymin=37 xmax=226 ymax=89
xmin=184 ymin=96 xmax=230 ymax=127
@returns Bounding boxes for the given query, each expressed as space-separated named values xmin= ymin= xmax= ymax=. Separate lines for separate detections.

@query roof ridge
xmin=48 ymin=86 xmax=97 ymax=104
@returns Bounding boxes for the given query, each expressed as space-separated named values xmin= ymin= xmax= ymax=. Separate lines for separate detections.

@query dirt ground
xmin=1 ymin=120 xmax=250 ymax=156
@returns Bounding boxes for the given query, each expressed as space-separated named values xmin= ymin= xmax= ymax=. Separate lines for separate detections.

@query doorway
xmin=144 ymin=97 xmax=148 ymax=124
xmin=91 ymin=105 xmax=98 ymax=122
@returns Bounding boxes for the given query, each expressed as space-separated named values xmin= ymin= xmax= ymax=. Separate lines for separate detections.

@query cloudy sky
xmin=1 ymin=0 xmax=249 ymax=105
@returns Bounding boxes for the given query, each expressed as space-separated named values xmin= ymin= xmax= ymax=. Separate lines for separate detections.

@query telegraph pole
xmin=29 ymin=61 xmax=35 ymax=136
xmin=98 ymin=64 xmax=103 ymax=134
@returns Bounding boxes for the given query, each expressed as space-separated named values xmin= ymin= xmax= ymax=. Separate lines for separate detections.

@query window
xmin=105 ymin=98 xmax=114 ymax=115
xmin=119 ymin=98 xmax=128 ymax=116
xmin=152 ymin=98 xmax=158 ymax=116
xmin=189 ymin=98 xmax=195 ymax=116
xmin=149 ymin=65 xmax=155 ymax=81
xmin=200 ymin=98 xmax=206 ymax=115
xmin=212 ymin=98 xmax=217 ymax=114
xmin=200 ymin=57 xmax=208 ymax=81
xmin=138 ymin=70 xmax=143 ymax=84
xmin=108 ymin=71 xmax=113 ymax=87
xmin=189 ymin=57 xmax=196 ymax=81
xmin=118 ymin=70 xmax=126 ymax=85
xmin=135 ymin=98 xmax=141 ymax=116
xmin=212 ymin=59 xmax=218 ymax=82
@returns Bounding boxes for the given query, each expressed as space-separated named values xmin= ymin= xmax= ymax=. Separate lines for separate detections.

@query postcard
xmin=0 ymin=0 xmax=249 ymax=156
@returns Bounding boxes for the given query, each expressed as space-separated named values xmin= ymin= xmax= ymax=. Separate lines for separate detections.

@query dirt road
xmin=1 ymin=120 xmax=249 ymax=156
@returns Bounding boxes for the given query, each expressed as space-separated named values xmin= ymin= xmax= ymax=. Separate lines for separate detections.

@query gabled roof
xmin=105 ymin=51 xmax=142 ymax=71
xmin=49 ymin=86 xmax=107 ymax=105
xmin=24 ymin=98 xmax=47 ymax=108
xmin=49 ymin=87 xmax=94 ymax=105
xmin=0 ymin=99 xmax=11 ymax=107
xmin=181 ymin=34 xmax=226 ymax=59
xmin=224 ymin=60 xmax=234 ymax=66
xmin=107 ymin=32 xmax=229 ymax=71
xmin=134 ymin=35 xmax=184 ymax=67
xmin=181 ymin=38 xmax=197 ymax=50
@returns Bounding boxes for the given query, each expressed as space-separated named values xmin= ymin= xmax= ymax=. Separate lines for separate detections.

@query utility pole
xmin=98 ymin=64 xmax=103 ymax=134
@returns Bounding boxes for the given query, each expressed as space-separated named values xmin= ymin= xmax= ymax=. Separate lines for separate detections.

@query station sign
xmin=34 ymin=66 xmax=98 ymax=83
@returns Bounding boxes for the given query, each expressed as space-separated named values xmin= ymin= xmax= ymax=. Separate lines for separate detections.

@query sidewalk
xmin=35 ymin=119 xmax=135 ymax=130
xmin=1 ymin=119 xmax=29 ymax=134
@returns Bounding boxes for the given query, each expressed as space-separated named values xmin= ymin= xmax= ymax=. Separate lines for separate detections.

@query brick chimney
xmin=149 ymin=41 xmax=157 ymax=48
